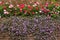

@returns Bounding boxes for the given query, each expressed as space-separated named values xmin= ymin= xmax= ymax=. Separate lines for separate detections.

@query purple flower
xmin=33 ymin=18 xmax=38 ymax=23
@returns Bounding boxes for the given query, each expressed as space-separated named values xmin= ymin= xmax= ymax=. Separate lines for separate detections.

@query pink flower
xmin=0 ymin=1 xmax=2 ymax=4
xmin=9 ymin=4 xmax=14 ymax=8
xmin=19 ymin=4 xmax=25 ymax=9
xmin=4 ymin=9 xmax=9 ymax=14
xmin=20 ymin=9 xmax=22 ymax=12
xmin=41 ymin=8 xmax=50 ymax=13
xmin=4 ymin=11 xmax=9 ymax=14
xmin=34 ymin=2 xmax=39 ymax=5
xmin=0 ymin=1 xmax=4 ymax=5
xmin=28 ymin=5 xmax=33 ymax=10
xmin=45 ymin=2 xmax=49 ymax=7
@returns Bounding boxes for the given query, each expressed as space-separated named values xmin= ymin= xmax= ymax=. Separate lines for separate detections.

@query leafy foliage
xmin=0 ymin=1 xmax=60 ymax=18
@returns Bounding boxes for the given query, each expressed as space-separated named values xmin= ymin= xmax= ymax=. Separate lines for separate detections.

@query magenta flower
xmin=41 ymin=8 xmax=50 ymax=13
xmin=19 ymin=4 xmax=25 ymax=9
xmin=45 ymin=2 xmax=49 ymax=7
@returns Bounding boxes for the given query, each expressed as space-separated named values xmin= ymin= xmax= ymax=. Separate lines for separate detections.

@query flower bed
xmin=0 ymin=1 xmax=60 ymax=40
xmin=0 ymin=1 xmax=60 ymax=18
xmin=0 ymin=16 xmax=60 ymax=40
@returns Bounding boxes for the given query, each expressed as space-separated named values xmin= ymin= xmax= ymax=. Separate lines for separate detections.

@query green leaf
xmin=0 ymin=6 xmax=3 ymax=10
xmin=51 ymin=0 xmax=57 ymax=2
xmin=56 ymin=6 xmax=60 ymax=11
xmin=51 ymin=14 xmax=57 ymax=18
xmin=48 ymin=4 xmax=55 ymax=11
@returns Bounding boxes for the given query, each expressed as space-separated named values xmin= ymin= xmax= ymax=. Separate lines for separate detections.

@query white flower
xmin=17 ymin=4 xmax=19 ymax=7
xmin=4 ymin=9 xmax=6 ymax=12
xmin=0 ymin=16 xmax=1 ymax=18
xmin=35 ymin=12 xmax=38 ymax=14
xmin=39 ymin=11 xmax=42 ymax=13
xmin=5 ymin=2 xmax=9 ymax=4
xmin=9 ymin=4 xmax=14 ymax=8
xmin=33 ymin=4 xmax=37 ymax=7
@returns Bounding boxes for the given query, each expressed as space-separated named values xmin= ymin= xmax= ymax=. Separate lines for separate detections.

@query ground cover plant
xmin=0 ymin=16 xmax=60 ymax=40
